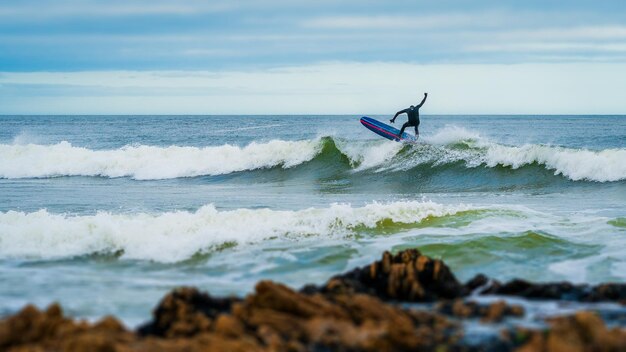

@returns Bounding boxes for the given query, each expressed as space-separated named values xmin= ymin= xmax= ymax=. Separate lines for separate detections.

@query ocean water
xmin=0 ymin=115 xmax=625 ymax=326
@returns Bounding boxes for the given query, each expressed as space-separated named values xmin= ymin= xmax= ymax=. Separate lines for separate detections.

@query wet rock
xmin=137 ymin=286 xmax=240 ymax=338
xmin=234 ymin=280 xmax=460 ymax=351
xmin=0 ymin=304 xmax=71 ymax=349
xmin=515 ymin=311 xmax=626 ymax=352
xmin=132 ymin=280 xmax=461 ymax=351
xmin=0 ymin=303 xmax=135 ymax=352
xmin=307 ymin=249 xmax=464 ymax=301
xmin=464 ymin=273 xmax=490 ymax=293
xmin=477 ymin=278 xmax=626 ymax=302
xmin=435 ymin=299 xmax=525 ymax=323
xmin=481 ymin=279 xmax=578 ymax=300
xmin=306 ymin=250 xmax=626 ymax=304
xmin=588 ymin=283 xmax=626 ymax=302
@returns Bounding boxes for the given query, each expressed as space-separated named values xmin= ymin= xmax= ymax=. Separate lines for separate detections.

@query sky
xmin=1 ymin=0 xmax=626 ymax=114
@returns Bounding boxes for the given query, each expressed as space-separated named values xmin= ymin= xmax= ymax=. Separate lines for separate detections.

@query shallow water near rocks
xmin=0 ymin=115 xmax=625 ymax=326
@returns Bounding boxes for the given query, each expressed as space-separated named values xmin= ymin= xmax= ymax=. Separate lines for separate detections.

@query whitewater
xmin=0 ymin=201 xmax=474 ymax=262
xmin=1 ymin=127 xmax=625 ymax=182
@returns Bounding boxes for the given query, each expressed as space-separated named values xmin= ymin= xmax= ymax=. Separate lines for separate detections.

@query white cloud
xmin=0 ymin=1 xmax=235 ymax=18
xmin=502 ymin=26 xmax=626 ymax=40
xmin=469 ymin=42 xmax=626 ymax=53
xmin=1 ymin=62 xmax=626 ymax=114
xmin=301 ymin=13 xmax=508 ymax=30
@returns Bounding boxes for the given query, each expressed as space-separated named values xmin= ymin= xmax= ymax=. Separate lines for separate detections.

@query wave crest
xmin=0 ymin=139 xmax=322 ymax=180
xmin=1 ymin=127 xmax=624 ymax=182
xmin=483 ymin=144 xmax=626 ymax=182
xmin=0 ymin=201 xmax=472 ymax=262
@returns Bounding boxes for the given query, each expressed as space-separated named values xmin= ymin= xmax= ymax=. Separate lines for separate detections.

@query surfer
xmin=390 ymin=93 xmax=428 ymax=140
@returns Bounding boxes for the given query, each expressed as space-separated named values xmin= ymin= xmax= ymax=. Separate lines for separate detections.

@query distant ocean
xmin=1 ymin=115 xmax=625 ymax=326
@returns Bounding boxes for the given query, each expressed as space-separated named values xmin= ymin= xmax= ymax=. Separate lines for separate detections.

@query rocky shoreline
xmin=1 ymin=249 xmax=625 ymax=351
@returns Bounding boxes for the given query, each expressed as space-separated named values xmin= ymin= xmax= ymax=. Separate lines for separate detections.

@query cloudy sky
xmin=1 ymin=0 xmax=626 ymax=114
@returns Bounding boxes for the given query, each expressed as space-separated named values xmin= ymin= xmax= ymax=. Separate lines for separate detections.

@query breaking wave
xmin=0 ymin=139 xmax=322 ymax=180
xmin=0 ymin=201 xmax=475 ymax=263
xmin=0 ymin=126 xmax=624 ymax=182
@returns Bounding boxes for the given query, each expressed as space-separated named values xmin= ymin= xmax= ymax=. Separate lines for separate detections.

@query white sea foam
xmin=482 ymin=144 xmax=626 ymax=182
xmin=381 ymin=126 xmax=626 ymax=182
xmin=423 ymin=125 xmax=482 ymax=146
xmin=335 ymin=139 xmax=404 ymax=171
xmin=0 ymin=201 xmax=472 ymax=263
xmin=1 ymin=131 xmax=624 ymax=182
xmin=0 ymin=139 xmax=323 ymax=180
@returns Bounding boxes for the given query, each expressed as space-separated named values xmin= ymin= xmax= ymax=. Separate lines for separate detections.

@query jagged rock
xmin=0 ymin=304 xmax=135 ymax=352
xmin=233 ymin=280 xmax=460 ymax=351
xmin=515 ymin=311 xmax=626 ymax=352
xmin=137 ymin=286 xmax=240 ymax=338
xmin=464 ymin=273 xmax=490 ymax=292
xmin=476 ymin=278 xmax=626 ymax=302
xmin=305 ymin=249 xmax=464 ymax=301
xmin=132 ymin=280 xmax=461 ymax=351
xmin=435 ymin=299 xmax=525 ymax=323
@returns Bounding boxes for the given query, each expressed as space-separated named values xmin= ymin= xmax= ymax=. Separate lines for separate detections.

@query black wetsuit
xmin=391 ymin=94 xmax=427 ymax=139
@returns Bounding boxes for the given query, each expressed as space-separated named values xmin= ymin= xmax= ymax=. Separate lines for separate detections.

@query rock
xmin=481 ymin=301 xmax=506 ymax=323
xmin=464 ymin=273 xmax=490 ymax=293
xmin=308 ymin=249 xmax=464 ymax=301
xmin=0 ymin=303 xmax=135 ymax=352
xmin=133 ymin=280 xmax=460 ymax=351
xmin=516 ymin=311 xmax=626 ymax=352
xmin=137 ymin=286 xmax=240 ymax=338
xmin=315 ymin=251 xmax=626 ymax=304
xmin=478 ymin=279 xmax=626 ymax=303
xmin=233 ymin=280 xmax=460 ymax=351
xmin=435 ymin=299 xmax=525 ymax=323
xmin=0 ymin=304 xmax=67 ymax=348
xmin=2 ymin=248 xmax=625 ymax=352
xmin=588 ymin=283 xmax=626 ymax=302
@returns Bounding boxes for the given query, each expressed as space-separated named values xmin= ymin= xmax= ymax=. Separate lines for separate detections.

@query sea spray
xmin=1 ymin=126 xmax=625 ymax=182
xmin=483 ymin=144 xmax=626 ymax=182
xmin=0 ymin=201 xmax=474 ymax=262
xmin=0 ymin=139 xmax=323 ymax=180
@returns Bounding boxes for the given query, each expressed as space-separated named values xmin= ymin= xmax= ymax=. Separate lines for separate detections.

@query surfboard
xmin=360 ymin=116 xmax=417 ymax=143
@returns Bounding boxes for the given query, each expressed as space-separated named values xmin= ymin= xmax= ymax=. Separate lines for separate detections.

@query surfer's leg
xmin=415 ymin=125 xmax=419 ymax=140
xmin=399 ymin=122 xmax=410 ymax=137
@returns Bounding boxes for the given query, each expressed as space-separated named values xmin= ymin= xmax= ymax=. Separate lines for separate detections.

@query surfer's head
xmin=410 ymin=105 xmax=415 ymax=109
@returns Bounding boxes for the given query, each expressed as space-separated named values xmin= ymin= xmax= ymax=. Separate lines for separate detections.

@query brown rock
xmin=0 ymin=304 xmax=137 ymax=352
xmin=0 ymin=304 xmax=78 ymax=349
xmin=435 ymin=299 xmax=525 ymax=323
xmin=310 ymin=249 xmax=464 ymax=302
xmin=141 ymin=333 xmax=266 ymax=352
xmin=481 ymin=301 xmax=506 ymax=323
xmin=137 ymin=286 xmax=240 ymax=338
xmin=213 ymin=314 xmax=246 ymax=338
xmin=516 ymin=311 xmax=626 ymax=352
xmin=234 ymin=280 xmax=459 ymax=351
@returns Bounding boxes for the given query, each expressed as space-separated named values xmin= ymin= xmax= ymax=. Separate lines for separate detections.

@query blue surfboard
xmin=360 ymin=116 xmax=417 ymax=142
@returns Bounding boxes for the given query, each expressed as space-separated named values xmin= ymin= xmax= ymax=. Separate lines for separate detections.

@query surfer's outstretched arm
xmin=417 ymin=93 xmax=428 ymax=108
xmin=390 ymin=109 xmax=408 ymax=123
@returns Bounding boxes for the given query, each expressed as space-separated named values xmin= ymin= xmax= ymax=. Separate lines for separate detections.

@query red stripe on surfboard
xmin=361 ymin=119 xmax=401 ymax=140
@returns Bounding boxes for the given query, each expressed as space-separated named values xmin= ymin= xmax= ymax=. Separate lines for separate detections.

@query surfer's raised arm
xmin=417 ymin=93 xmax=428 ymax=108
xmin=390 ymin=108 xmax=408 ymax=123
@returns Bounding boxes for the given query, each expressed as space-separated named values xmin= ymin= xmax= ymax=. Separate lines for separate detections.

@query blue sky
xmin=1 ymin=0 xmax=626 ymax=114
